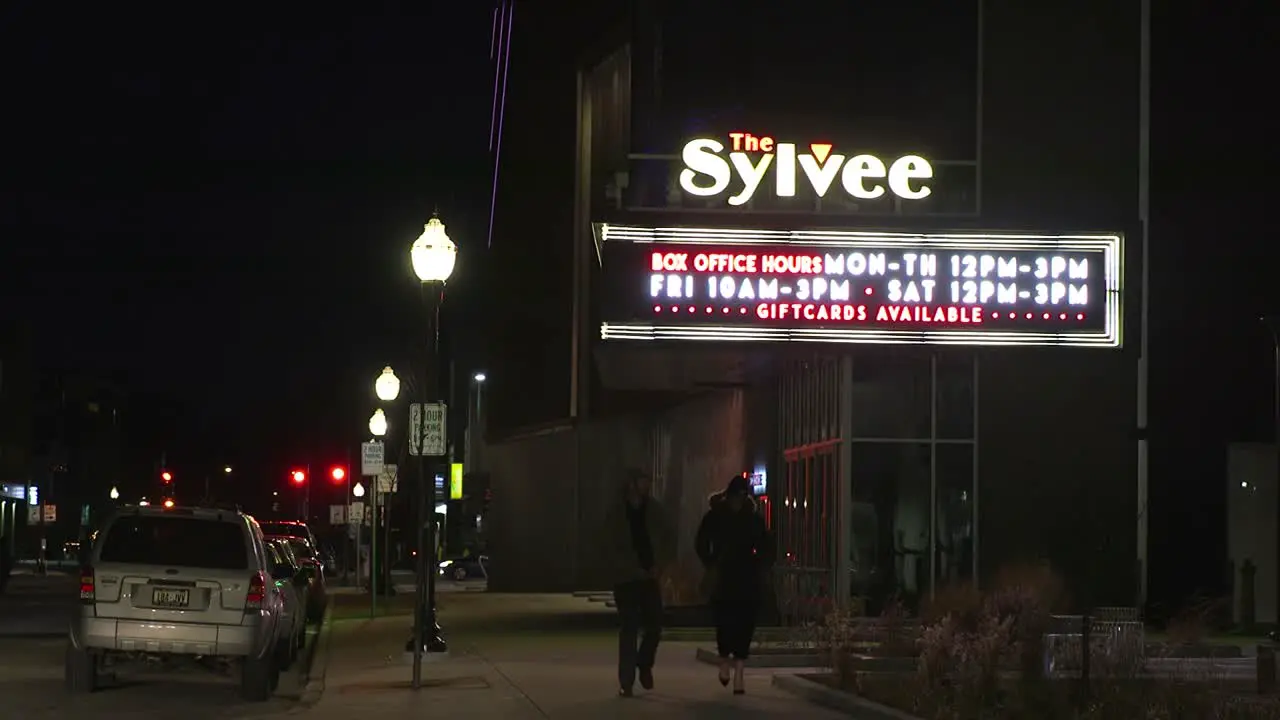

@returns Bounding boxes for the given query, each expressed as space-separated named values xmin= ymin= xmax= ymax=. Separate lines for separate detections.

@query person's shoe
xmin=718 ymin=659 xmax=731 ymax=687
xmin=618 ymin=686 xmax=634 ymax=698
xmin=638 ymin=666 xmax=654 ymax=690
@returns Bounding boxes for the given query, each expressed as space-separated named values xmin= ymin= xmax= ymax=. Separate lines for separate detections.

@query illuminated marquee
xmin=679 ymin=131 xmax=934 ymax=207
xmin=596 ymin=224 xmax=1123 ymax=348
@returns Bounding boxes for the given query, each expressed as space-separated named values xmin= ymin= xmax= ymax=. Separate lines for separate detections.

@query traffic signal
xmin=161 ymin=471 xmax=173 ymax=484
xmin=162 ymin=498 xmax=175 ymax=509
xmin=291 ymin=469 xmax=306 ymax=485
xmin=330 ymin=466 xmax=346 ymax=483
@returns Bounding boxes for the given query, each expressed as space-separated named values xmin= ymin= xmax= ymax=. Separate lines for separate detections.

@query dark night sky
xmin=0 ymin=3 xmax=1274 ymax=601
xmin=2 ymin=7 xmax=498 ymax=486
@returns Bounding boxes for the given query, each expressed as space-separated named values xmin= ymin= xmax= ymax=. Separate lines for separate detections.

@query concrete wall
xmin=486 ymin=389 xmax=753 ymax=593
xmin=977 ymin=350 xmax=1138 ymax=607
xmin=1227 ymin=443 xmax=1275 ymax=624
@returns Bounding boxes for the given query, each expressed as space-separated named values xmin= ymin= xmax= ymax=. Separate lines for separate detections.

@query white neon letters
xmin=678 ymin=133 xmax=934 ymax=206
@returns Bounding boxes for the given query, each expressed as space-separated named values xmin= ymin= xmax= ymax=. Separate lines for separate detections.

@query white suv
xmin=66 ymin=505 xmax=288 ymax=701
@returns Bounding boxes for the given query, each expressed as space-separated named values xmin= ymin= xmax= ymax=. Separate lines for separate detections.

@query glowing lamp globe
xmin=410 ymin=215 xmax=457 ymax=283
xmin=375 ymin=366 xmax=401 ymax=401
xmin=369 ymin=408 xmax=388 ymax=437
xmin=109 ymin=486 xmax=120 ymax=500
xmin=352 ymin=482 xmax=366 ymax=498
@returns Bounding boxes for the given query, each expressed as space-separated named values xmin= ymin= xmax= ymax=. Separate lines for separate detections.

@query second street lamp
xmin=376 ymin=366 xmax=401 ymax=402
xmin=369 ymin=409 xmax=388 ymax=437
xmin=406 ymin=212 xmax=456 ymax=681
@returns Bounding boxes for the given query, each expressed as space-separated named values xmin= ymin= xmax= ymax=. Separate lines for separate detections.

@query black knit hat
xmin=725 ymin=474 xmax=751 ymax=496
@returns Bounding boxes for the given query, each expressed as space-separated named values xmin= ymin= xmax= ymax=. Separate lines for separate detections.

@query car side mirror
xmin=271 ymin=564 xmax=294 ymax=581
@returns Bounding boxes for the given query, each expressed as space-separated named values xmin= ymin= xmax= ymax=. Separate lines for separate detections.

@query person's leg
xmin=635 ymin=579 xmax=663 ymax=689
xmin=734 ymin=590 xmax=760 ymax=660
xmin=712 ymin=594 xmax=731 ymax=684
xmin=614 ymin=581 xmax=641 ymax=694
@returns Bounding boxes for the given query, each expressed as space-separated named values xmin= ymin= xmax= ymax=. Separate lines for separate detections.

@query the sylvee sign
xmin=678 ymin=131 xmax=934 ymax=207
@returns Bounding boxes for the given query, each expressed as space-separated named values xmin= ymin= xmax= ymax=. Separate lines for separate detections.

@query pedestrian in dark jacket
xmin=696 ymin=475 xmax=773 ymax=694
xmin=602 ymin=469 xmax=674 ymax=698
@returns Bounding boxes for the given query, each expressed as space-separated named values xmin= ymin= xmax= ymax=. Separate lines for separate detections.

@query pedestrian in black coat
xmin=696 ymin=475 xmax=773 ymax=694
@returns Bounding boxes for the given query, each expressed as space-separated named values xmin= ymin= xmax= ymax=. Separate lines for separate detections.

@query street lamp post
xmin=407 ymin=213 xmax=456 ymax=683
xmin=372 ymin=369 xmax=404 ymax=603
xmin=352 ymin=480 xmax=366 ymax=590
xmin=1262 ymin=317 xmax=1280 ymax=620
xmin=368 ymin=408 xmax=388 ymax=603
xmin=466 ymin=372 xmax=486 ymax=470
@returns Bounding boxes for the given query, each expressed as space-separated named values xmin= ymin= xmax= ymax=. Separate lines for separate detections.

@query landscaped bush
xmin=815 ymin=564 xmax=1280 ymax=719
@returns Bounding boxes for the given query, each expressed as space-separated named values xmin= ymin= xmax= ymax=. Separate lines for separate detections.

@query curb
xmin=693 ymin=647 xmax=824 ymax=668
xmin=771 ymin=674 xmax=924 ymax=720
xmin=296 ymin=600 xmax=336 ymax=708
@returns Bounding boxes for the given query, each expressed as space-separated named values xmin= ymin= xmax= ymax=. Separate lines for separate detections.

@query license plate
xmin=152 ymin=588 xmax=190 ymax=608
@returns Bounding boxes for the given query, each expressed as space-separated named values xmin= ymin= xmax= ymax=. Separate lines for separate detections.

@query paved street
xmin=0 ymin=570 xmax=319 ymax=719
xmin=0 ymin=570 xmax=78 ymax=638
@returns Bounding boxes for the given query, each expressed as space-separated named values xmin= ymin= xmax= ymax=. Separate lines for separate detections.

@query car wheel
xmin=64 ymin=644 xmax=98 ymax=694
xmin=453 ymin=567 xmax=468 ymax=581
xmin=241 ymin=651 xmax=278 ymax=702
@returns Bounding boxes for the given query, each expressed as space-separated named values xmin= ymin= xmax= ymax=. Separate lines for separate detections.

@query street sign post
xmin=408 ymin=404 xmax=422 ymax=456
xmin=361 ymin=441 xmax=385 ymax=476
xmin=408 ymin=403 xmax=447 ymax=457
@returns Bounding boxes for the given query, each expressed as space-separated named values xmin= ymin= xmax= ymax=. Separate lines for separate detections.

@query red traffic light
xmin=330 ymin=466 xmax=346 ymax=482
xmin=161 ymin=471 xmax=173 ymax=483
xmin=291 ymin=470 xmax=306 ymax=485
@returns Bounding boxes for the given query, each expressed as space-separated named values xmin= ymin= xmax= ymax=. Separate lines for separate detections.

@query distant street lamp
xmin=224 ymin=466 xmax=233 ymax=474
xmin=109 ymin=486 xmax=119 ymax=501
xmin=466 ymin=371 xmax=488 ymax=474
xmin=353 ymin=481 xmax=366 ymax=498
xmin=375 ymin=366 xmax=401 ymax=402
xmin=369 ymin=409 xmax=388 ymax=437
xmin=407 ymin=212 xmax=456 ymax=678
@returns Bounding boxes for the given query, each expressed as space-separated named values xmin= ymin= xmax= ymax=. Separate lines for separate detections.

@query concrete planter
xmin=1146 ymin=642 xmax=1245 ymax=658
xmin=772 ymin=674 xmax=925 ymax=720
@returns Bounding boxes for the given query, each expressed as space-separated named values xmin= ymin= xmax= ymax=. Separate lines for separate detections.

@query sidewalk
xmin=285 ymin=592 xmax=848 ymax=719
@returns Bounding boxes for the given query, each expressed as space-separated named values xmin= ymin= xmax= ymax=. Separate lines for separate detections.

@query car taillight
xmin=245 ymin=571 xmax=267 ymax=611
xmin=79 ymin=567 xmax=95 ymax=603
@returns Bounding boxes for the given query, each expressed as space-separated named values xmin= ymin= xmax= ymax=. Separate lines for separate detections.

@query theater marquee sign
xmin=594 ymin=224 xmax=1123 ymax=348
xmin=678 ymin=131 xmax=934 ymax=207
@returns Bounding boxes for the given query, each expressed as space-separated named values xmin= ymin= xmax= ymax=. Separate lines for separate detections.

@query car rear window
xmin=260 ymin=522 xmax=307 ymax=540
xmin=286 ymin=538 xmax=314 ymax=558
xmin=99 ymin=516 xmax=248 ymax=570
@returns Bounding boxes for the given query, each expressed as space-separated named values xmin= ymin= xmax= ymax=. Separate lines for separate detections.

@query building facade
xmin=486 ymin=0 xmax=1142 ymax=612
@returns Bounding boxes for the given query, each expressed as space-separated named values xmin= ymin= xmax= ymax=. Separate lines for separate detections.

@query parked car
xmin=258 ymin=521 xmax=320 ymax=566
xmin=438 ymin=554 xmax=488 ymax=582
xmin=66 ymin=505 xmax=288 ymax=701
xmin=265 ymin=540 xmax=308 ymax=665
xmin=267 ymin=534 xmax=326 ymax=623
